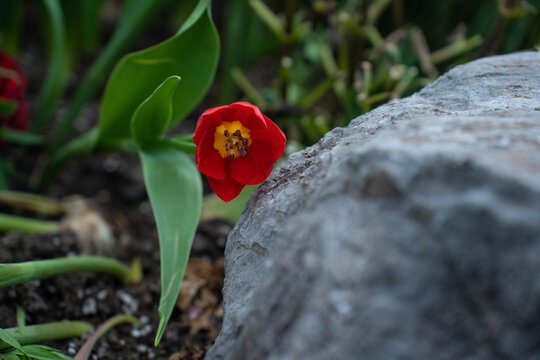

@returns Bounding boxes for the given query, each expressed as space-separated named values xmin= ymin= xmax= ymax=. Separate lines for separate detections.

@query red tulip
xmin=194 ymin=102 xmax=286 ymax=202
xmin=0 ymin=49 xmax=29 ymax=131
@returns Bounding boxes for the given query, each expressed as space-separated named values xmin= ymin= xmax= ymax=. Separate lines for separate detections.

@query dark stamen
xmin=234 ymin=130 xmax=241 ymax=137
xmin=224 ymin=130 xmax=229 ymax=137
xmin=229 ymin=153 xmax=235 ymax=160
xmin=225 ymin=142 xmax=231 ymax=151
xmin=244 ymin=144 xmax=249 ymax=153
xmin=242 ymin=138 xmax=249 ymax=147
xmin=238 ymin=146 xmax=245 ymax=157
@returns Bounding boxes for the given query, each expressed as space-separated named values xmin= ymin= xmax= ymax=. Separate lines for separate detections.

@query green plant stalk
xmin=359 ymin=91 xmax=391 ymax=113
xmin=16 ymin=305 xmax=25 ymax=328
xmin=366 ymin=0 xmax=394 ymax=26
xmin=0 ymin=321 xmax=93 ymax=351
xmin=231 ymin=68 xmax=268 ymax=109
xmin=317 ymin=41 xmax=346 ymax=103
xmin=409 ymin=26 xmax=438 ymax=78
xmin=299 ymin=78 xmax=333 ymax=108
xmin=75 ymin=315 xmax=137 ymax=360
xmin=249 ymin=0 xmax=287 ymax=42
xmin=32 ymin=0 xmax=68 ymax=132
xmin=362 ymin=61 xmax=373 ymax=97
xmin=431 ymin=35 xmax=483 ymax=64
xmin=363 ymin=25 xmax=385 ymax=49
xmin=0 ymin=191 xmax=64 ymax=215
xmin=393 ymin=67 xmax=419 ymax=97
xmin=48 ymin=0 xmax=169 ymax=151
xmin=0 ymin=256 xmax=137 ymax=288
xmin=0 ymin=213 xmax=60 ymax=234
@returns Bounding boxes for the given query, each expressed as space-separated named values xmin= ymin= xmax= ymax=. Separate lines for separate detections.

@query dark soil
xmin=0 ymin=153 xmax=230 ymax=359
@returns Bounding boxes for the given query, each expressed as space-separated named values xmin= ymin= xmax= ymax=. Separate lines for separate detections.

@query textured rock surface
xmin=206 ymin=52 xmax=540 ymax=360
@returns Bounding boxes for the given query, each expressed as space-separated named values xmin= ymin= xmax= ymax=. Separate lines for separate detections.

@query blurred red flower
xmin=0 ymin=49 xmax=29 ymax=131
xmin=194 ymin=102 xmax=286 ymax=202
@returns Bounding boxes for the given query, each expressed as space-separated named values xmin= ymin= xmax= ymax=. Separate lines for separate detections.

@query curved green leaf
xmin=138 ymin=144 xmax=202 ymax=345
xmin=98 ymin=3 xmax=219 ymax=142
xmin=131 ymin=76 xmax=180 ymax=145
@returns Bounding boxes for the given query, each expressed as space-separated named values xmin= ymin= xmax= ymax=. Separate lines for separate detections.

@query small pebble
xmin=116 ymin=289 xmax=139 ymax=314
xmin=82 ymin=297 xmax=97 ymax=315
xmin=96 ymin=289 xmax=108 ymax=300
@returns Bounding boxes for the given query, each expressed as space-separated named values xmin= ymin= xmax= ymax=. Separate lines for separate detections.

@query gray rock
xmin=206 ymin=52 xmax=540 ymax=360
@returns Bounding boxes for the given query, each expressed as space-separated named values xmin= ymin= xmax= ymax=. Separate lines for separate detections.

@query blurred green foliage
xmin=217 ymin=0 xmax=540 ymax=147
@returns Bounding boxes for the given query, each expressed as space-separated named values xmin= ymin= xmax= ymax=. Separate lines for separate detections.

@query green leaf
xmin=0 ymin=328 xmax=27 ymax=357
xmin=98 ymin=0 xmax=219 ymax=143
xmin=131 ymin=76 xmax=180 ymax=145
xmin=0 ymin=99 xmax=17 ymax=116
xmin=48 ymin=0 xmax=170 ymax=150
xmin=31 ymin=0 xmax=68 ymax=132
xmin=138 ymin=144 xmax=202 ymax=345
xmin=0 ymin=127 xmax=43 ymax=146
xmin=164 ymin=134 xmax=196 ymax=155
xmin=15 ymin=345 xmax=74 ymax=360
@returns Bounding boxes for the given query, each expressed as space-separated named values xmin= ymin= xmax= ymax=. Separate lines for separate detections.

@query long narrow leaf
xmin=139 ymin=145 xmax=202 ymax=345
xmin=32 ymin=0 xmax=68 ymax=132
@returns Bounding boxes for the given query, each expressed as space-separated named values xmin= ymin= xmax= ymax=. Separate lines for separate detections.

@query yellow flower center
xmin=213 ymin=121 xmax=252 ymax=160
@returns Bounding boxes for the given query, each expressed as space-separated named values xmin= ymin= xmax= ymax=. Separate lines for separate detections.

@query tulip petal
xmin=207 ymin=170 xmax=245 ymax=202
xmin=231 ymin=141 xmax=276 ymax=185
xmin=194 ymin=107 xmax=224 ymax=145
xmin=196 ymin=129 xmax=225 ymax=180
xmin=251 ymin=117 xmax=286 ymax=160
xmin=227 ymin=102 xmax=267 ymax=131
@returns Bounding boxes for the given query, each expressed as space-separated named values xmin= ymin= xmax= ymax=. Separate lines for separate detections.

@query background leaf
xmin=31 ymin=0 xmax=68 ymax=132
xmin=139 ymin=144 xmax=202 ymax=345
xmin=98 ymin=2 xmax=219 ymax=142
xmin=49 ymin=0 xmax=170 ymax=150
xmin=0 ymin=99 xmax=17 ymax=116
xmin=131 ymin=76 xmax=180 ymax=145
